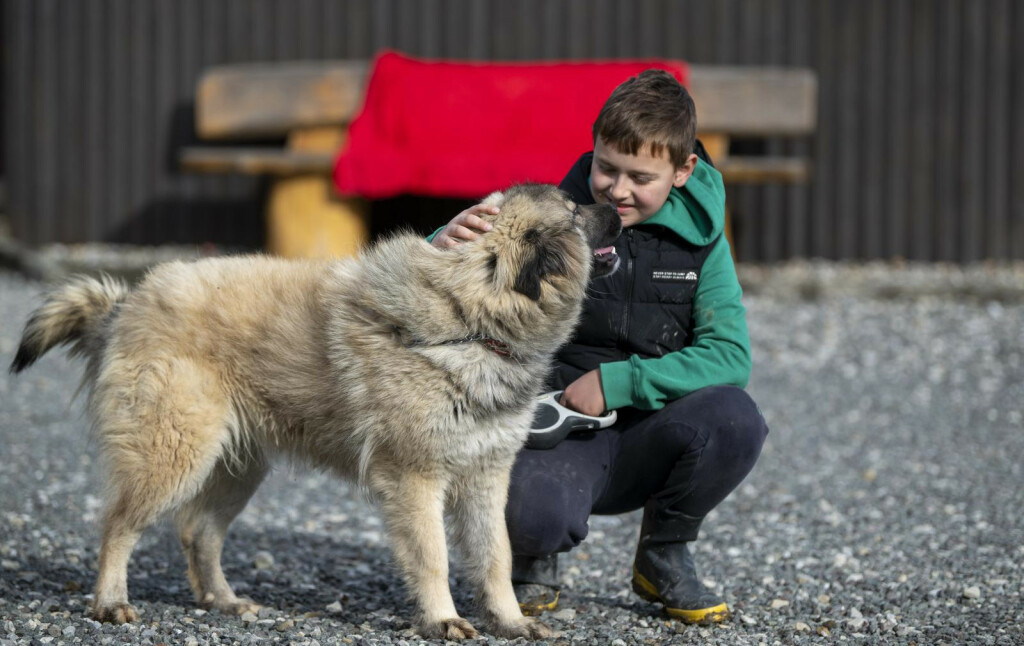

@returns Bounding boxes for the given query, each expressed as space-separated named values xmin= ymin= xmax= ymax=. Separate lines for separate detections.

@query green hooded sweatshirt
xmin=598 ymin=159 xmax=752 ymax=410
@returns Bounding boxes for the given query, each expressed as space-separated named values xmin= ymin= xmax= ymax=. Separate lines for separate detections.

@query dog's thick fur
xmin=10 ymin=184 xmax=620 ymax=640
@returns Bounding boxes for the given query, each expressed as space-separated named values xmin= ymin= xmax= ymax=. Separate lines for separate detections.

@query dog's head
xmin=474 ymin=184 xmax=621 ymax=302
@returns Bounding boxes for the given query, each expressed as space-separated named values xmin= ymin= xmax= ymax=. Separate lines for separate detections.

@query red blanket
xmin=333 ymin=51 xmax=687 ymax=199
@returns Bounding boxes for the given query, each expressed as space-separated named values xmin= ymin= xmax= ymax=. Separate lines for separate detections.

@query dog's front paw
xmin=219 ymin=599 xmax=264 ymax=617
xmin=492 ymin=617 xmax=555 ymax=640
xmin=420 ymin=617 xmax=479 ymax=639
xmin=91 ymin=602 xmax=139 ymax=624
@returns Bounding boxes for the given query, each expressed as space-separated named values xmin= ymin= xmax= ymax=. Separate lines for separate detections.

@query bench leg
xmin=266 ymin=174 xmax=369 ymax=259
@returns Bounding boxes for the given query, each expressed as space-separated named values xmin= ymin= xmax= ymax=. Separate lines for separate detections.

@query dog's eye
xmin=570 ymin=204 xmax=581 ymax=224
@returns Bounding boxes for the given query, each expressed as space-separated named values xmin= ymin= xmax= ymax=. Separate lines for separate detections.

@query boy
xmin=431 ymin=70 xmax=767 ymax=623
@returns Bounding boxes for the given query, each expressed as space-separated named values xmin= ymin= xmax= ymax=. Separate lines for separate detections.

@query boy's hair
xmin=592 ymin=69 xmax=697 ymax=168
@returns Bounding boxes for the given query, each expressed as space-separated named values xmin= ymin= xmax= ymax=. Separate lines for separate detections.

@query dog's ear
xmin=513 ymin=251 xmax=545 ymax=301
xmin=513 ymin=230 xmax=566 ymax=301
xmin=481 ymin=190 xmax=505 ymax=207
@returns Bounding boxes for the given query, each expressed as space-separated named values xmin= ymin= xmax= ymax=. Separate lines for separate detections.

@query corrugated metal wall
xmin=4 ymin=0 xmax=1023 ymax=261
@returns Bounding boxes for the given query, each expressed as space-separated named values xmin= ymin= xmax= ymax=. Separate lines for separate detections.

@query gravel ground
xmin=1 ymin=259 xmax=1023 ymax=646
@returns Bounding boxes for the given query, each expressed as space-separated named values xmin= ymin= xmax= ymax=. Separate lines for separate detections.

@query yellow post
xmin=699 ymin=133 xmax=735 ymax=257
xmin=265 ymin=127 xmax=369 ymax=259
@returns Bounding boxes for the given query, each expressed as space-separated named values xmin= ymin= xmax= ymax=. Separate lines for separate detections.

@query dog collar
xmin=477 ymin=337 xmax=514 ymax=358
xmin=406 ymin=333 xmax=514 ymax=359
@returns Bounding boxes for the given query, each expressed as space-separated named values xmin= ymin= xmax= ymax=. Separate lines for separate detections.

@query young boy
xmin=431 ymin=70 xmax=767 ymax=624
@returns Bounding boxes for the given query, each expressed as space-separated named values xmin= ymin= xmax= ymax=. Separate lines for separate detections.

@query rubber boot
xmin=630 ymin=506 xmax=729 ymax=623
xmin=511 ymin=554 xmax=560 ymax=616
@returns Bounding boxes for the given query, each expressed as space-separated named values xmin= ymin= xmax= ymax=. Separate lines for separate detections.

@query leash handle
xmin=526 ymin=391 xmax=618 ymax=450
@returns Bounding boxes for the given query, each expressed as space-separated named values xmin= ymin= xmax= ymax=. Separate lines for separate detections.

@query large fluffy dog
xmin=10 ymin=184 xmax=620 ymax=639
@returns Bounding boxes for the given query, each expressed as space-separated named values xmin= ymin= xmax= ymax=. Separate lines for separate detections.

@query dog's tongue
xmin=594 ymin=246 xmax=616 ymax=256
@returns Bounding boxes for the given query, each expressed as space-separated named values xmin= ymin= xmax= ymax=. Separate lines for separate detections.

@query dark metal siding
xmin=4 ymin=0 xmax=1023 ymax=260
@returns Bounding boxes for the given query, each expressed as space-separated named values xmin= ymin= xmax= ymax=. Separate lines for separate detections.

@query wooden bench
xmin=181 ymin=60 xmax=816 ymax=258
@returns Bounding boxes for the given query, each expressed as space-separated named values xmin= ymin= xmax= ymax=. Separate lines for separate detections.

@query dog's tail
xmin=9 ymin=274 xmax=130 ymax=374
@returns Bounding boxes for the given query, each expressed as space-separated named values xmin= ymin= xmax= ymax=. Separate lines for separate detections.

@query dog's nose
xmin=602 ymin=205 xmax=622 ymax=239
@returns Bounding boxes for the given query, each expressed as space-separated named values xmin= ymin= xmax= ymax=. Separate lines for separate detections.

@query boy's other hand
xmin=559 ymin=370 xmax=607 ymax=417
xmin=431 ymin=204 xmax=497 ymax=249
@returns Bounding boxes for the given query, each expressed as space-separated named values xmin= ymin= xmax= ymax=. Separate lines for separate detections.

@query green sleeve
xmin=598 ymin=235 xmax=752 ymax=410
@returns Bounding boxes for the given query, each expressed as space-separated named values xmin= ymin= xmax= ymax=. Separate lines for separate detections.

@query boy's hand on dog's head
xmin=559 ymin=369 xmax=607 ymax=417
xmin=432 ymin=204 xmax=497 ymax=249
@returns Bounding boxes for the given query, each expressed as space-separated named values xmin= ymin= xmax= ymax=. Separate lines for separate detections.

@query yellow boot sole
xmin=518 ymin=589 xmax=560 ymax=617
xmin=632 ymin=568 xmax=730 ymax=624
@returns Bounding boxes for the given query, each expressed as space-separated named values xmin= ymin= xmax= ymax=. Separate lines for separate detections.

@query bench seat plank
xmin=181 ymin=147 xmax=810 ymax=185
xmin=714 ymin=156 xmax=810 ymax=184
xmin=180 ymin=147 xmax=335 ymax=175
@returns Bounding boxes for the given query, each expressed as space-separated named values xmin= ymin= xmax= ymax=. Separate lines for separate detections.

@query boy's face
xmin=590 ymin=137 xmax=697 ymax=228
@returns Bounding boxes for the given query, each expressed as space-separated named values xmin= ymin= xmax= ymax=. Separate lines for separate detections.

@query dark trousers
xmin=506 ymin=385 xmax=768 ymax=557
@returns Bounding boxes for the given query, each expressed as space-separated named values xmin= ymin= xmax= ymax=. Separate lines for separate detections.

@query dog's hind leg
xmin=372 ymin=470 xmax=478 ymax=639
xmin=449 ymin=466 xmax=553 ymax=640
xmin=175 ymin=455 xmax=268 ymax=616
xmin=93 ymin=456 xmax=228 ymax=623
xmin=90 ymin=359 xmax=233 ymax=624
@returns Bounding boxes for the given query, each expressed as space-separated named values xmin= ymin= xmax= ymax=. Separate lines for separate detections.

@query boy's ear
xmin=673 ymin=153 xmax=699 ymax=187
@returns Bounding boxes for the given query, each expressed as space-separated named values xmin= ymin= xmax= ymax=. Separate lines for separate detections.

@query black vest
xmin=550 ymin=150 xmax=718 ymax=391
